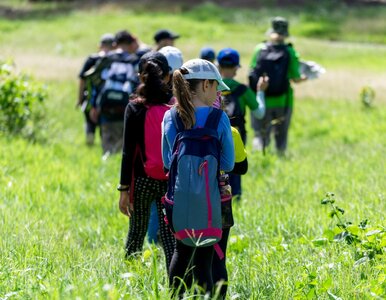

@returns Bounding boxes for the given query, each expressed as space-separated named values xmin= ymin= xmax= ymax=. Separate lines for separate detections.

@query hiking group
xmin=77 ymin=16 xmax=307 ymax=299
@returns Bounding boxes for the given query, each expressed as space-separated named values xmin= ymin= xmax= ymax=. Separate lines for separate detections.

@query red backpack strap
xmin=214 ymin=243 xmax=224 ymax=260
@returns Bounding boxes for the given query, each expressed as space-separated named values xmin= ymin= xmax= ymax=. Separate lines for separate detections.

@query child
xmin=200 ymin=46 xmax=216 ymax=63
xmin=249 ymin=17 xmax=306 ymax=154
xmin=77 ymin=33 xmax=115 ymax=146
xmin=154 ymin=29 xmax=180 ymax=51
xmin=217 ymin=47 xmax=266 ymax=199
xmin=212 ymin=76 xmax=268 ymax=299
xmin=147 ymin=46 xmax=184 ymax=245
xmin=162 ymin=59 xmax=234 ymax=297
xmin=117 ymin=51 xmax=175 ymax=270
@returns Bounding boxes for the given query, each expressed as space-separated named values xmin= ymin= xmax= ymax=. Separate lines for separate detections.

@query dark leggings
xmin=125 ymin=176 xmax=175 ymax=270
xmin=212 ymin=228 xmax=231 ymax=299
xmin=169 ymin=241 xmax=214 ymax=298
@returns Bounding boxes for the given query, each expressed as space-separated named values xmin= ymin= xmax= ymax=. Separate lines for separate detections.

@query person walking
xmin=162 ymin=59 xmax=234 ymax=298
xmin=146 ymin=46 xmax=184 ymax=245
xmin=200 ymin=47 xmax=216 ymax=63
xmin=93 ymin=30 xmax=140 ymax=155
xmin=211 ymin=77 xmax=267 ymax=299
xmin=217 ymin=47 xmax=266 ymax=199
xmin=249 ymin=17 xmax=306 ymax=155
xmin=153 ymin=29 xmax=180 ymax=51
xmin=77 ymin=33 xmax=115 ymax=146
xmin=117 ymin=51 xmax=175 ymax=269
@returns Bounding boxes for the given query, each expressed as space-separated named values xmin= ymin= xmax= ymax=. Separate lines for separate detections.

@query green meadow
xmin=0 ymin=1 xmax=385 ymax=299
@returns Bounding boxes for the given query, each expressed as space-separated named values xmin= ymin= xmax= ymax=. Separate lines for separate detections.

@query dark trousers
xmin=251 ymin=106 xmax=292 ymax=153
xmin=229 ymin=174 xmax=241 ymax=198
xmin=169 ymin=241 xmax=214 ymax=298
xmin=212 ymin=228 xmax=231 ymax=299
xmin=84 ymin=109 xmax=97 ymax=134
xmin=125 ymin=176 xmax=175 ymax=270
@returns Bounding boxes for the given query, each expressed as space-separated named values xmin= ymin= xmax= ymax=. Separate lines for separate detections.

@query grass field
xmin=0 ymin=2 xmax=385 ymax=299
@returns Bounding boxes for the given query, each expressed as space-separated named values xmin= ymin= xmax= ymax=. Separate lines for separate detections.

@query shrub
xmin=0 ymin=60 xmax=47 ymax=140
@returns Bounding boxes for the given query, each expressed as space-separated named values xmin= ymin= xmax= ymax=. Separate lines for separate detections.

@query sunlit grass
xmin=0 ymin=2 xmax=385 ymax=299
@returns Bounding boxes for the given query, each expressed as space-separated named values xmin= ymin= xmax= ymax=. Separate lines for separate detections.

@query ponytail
xmin=137 ymin=60 xmax=170 ymax=104
xmin=172 ymin=69 xmax=196 ymax=129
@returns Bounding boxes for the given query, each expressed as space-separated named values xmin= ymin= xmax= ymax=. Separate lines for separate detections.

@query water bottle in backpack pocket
xmin=219 ymin=173 xmax=234 ymax=229
xmin=162 ymin=107 xmax=224 ymax=247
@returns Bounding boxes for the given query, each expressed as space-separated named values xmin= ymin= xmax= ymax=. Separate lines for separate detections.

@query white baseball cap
xmin=158 ymin=46 xmax=184 ymax=74
xmin=181 ymin=59 xmax=229 ymax=91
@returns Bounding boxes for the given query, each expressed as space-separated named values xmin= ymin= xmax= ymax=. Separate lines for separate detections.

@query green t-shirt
xmin=222 ymin=78 xmax=259 ymax=116
xmin=249 ymin=42 xmax=301 ymax=108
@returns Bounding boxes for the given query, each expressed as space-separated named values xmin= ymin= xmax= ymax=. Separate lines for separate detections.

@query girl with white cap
xmin=162 ymin=59 xmax=235 ymax=297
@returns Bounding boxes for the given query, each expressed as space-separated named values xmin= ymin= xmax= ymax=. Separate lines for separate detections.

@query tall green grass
xmin=0 ymin=2 xmax=385 ymax=299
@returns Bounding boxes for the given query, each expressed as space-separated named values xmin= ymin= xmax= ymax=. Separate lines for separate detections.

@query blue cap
xmin=200 ymin=47 xmax=216 ymax=61
xmin=217 ymin=48 xmax=240 ymax=67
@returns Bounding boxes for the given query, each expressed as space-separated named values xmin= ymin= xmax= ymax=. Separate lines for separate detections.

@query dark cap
xmin=269 ymin=16 xmax=289 ymax=37
xmin=138 ymin=51 xmax=170 ymax=75
xmin=154 ymin=29 xmax=180 ymax=43
xmin=217 ymin=48 xmax=240 ymax=67
xmin=100 ymin=33 xmax=115 ymax=45
xmin=200 ymin=47 xmax=216 ymax=61
xmin=115 ymin=30 xmax=136 ymax=45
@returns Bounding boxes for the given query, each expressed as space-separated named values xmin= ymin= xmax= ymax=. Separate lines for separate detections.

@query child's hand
xmin=257 ymin=76 xmax=269 ymax=92
xmin=119 ymin=191 xmax=133 ymax=217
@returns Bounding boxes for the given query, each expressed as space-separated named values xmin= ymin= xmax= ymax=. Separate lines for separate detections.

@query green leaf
xmin=323 ymin=276 xmax=332 ymax=289
xmin=346 ymin=225 xmax=360 ymax=235
xmin=336 ymin=206 xmax=345 ymax=214
xmin=307 ymin=287 xmax=316 ymax=299
xmin=329 ymin=210 xmax=337 ymax=218
xmin=334 ymin=231 xmax=349 ymax=242
xmin=323 ymin=229 xmax=336 ymax=240
xmin=312 ymin=238 xmax=329 ymax=246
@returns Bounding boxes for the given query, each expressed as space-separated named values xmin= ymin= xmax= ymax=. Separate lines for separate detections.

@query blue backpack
xmin=163 ymin=107 xmax=223 ymax=247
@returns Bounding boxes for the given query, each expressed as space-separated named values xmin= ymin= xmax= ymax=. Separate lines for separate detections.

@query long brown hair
xmin=172 ymin=69 xmax=203 ymax=129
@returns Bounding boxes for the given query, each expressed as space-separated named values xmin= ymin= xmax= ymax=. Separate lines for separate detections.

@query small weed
xmin=321 ymin=192 xmax=385 ymax=261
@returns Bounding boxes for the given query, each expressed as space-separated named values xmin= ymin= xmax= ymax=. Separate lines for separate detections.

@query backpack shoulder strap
xmin=232 ymin=84 xmax=247 ymax=98
xmin=170 ymin=107 xmax=185 ymax=132
xmin=204 ymin=108 xmax=223 ymax=130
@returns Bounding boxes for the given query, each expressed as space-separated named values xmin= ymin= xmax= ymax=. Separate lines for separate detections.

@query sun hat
xmin=180 ymin=59 xmax=229 ymax=91
xmin=200 ymin=47 xmax=216 ymax=61
xmin=158 ymin=46 xmax=184 ymax=73
xmin=154 ymin=29 xmax=180 ymax=43
xmin=267 ymin=16 xmax=289 ymax=37
xmin=217 ymin=48 xmax=240 ymax=67
xmin=138 ymin=51 xmax=170 ymax=75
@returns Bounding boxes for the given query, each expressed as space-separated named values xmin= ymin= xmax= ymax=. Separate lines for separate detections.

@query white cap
xmin=158 ymin=46 xmax=184 ymax=74
xmin=181 ymin=59 xmax=229 ymax=91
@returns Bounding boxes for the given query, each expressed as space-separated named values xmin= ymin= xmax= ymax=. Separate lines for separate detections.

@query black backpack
xmin=221 ymin=84 xmax=247 ymax=138
xmin=249 ymin=42 xmax=290 ymax=97
xmin=95 ymin=52 xmax=139 ymax=121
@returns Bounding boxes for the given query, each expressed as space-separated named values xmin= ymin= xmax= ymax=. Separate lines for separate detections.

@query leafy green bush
xmin=0 ymin=60 xmax=47 ymax=140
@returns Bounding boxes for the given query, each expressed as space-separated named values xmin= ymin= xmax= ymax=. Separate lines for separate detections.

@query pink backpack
xmin=143 ymin=104 xmax=170 ymax=180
